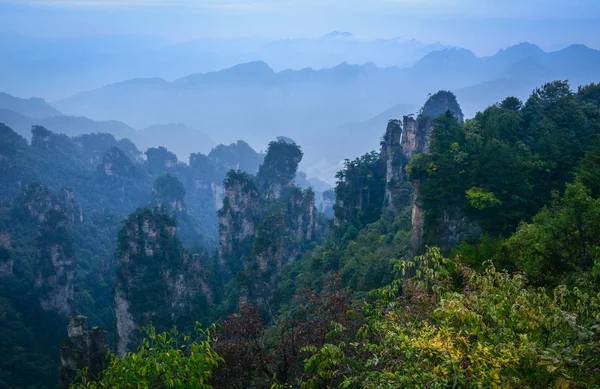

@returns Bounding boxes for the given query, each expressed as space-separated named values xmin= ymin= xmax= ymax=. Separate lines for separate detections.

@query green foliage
xmin=256 ymin=140 xmax=303 ymax=193
xmin=116 ymin=207 xmax=203 ymax=332
xmin=208 ymin=140 xmax=265 ymax=175
xmin=465 ymin=187 xmax=502 ymax=210
xmin=334 ymin=151 xmax=385 ymax=229
xmin=0 ymin=122 xmax=265 ymax=387
xmin=154 ymin=174 xmax=186 ymax=203
xmin=577 ymin=142 xmax=600 ymax=197
xmin=507 ymin=181 xmax=600 ymax=287
xmin=72 ymin=324 xmax=222 ymax=389
xmin=419 ymin=90 xmax=464 ymax=121
xmin=300 ymin=248 xmax=600 ymax=388
xmin=408 ymin=81 xmax=600 ymax=240
xmin=145 ymin=146 xmax=178 ymax=172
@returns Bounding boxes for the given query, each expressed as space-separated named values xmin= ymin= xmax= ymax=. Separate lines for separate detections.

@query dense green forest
xmin=2 ymin=80 xmax=600 ymax=389
xmin=0 ymin=124 xmax=267 ymax=388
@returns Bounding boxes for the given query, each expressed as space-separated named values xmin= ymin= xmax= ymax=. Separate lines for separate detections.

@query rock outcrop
xmin=145 ymin=146 xmax=178 ymax=172
xmin=13 ymin=183 xmax=81 ymax=314
xmin=0 ymin=229 xmax=12 ymax=277
xmin=34 ymin=208 xmax=76 ymax=315
xmin=217 ymin=171 xmax=262 ymax=275
xmin=218 ymin=140 xmax=324 ymax=307
xmin=152 ymin=174 xmax=186 ymax=212
xmin=99 ymin=146 xmax=136 ymax=177
xmin=256 ymin=139 xmax=303 ymax=200
xmin=114 ymin=207 xmax=211 ymax=355
xmin=58 ymin=316 xmax=109 ymax=389
xmin=378 ymin=91 xmax=468 ymax=255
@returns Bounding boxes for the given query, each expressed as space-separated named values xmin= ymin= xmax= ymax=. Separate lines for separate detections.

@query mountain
xmin=0 ymin=33 xmax=448 ymax=100
xmin=53 ymin=43 xmax=600 ymax=183
xmin=3 ymin=79 xmax=600 ymax=388
xmin=0 ymin=108 xmax=137 ymax=140
xmin=0 ymin=92 xmax=63 ymax=118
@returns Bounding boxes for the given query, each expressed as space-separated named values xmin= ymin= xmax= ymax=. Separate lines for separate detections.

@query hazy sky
xmin=0 ymin=0 xmax=599 ymax=55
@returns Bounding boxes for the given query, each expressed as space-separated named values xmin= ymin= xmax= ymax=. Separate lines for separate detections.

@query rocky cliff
xmin=13 ymin=182 xmax=82 ymax=315
xmin=217 ymin=170 xmax=262 ymax=276
xmin=0 ymin=228 xmax=12 ymax=277
xmin=218 ymin=140 xmax=324 ymax=307
xmin=378 ymin=91 xmax=469 ymax=255
xmin=114 ymin=207 xmax=211 ymax=355
xmin=34 ymin=208 xmax=76 ymax=315
xmin=58 ymin=316 xmax=109 ymax=389
xmin=99 ymin=146 xmax=137 ymax=177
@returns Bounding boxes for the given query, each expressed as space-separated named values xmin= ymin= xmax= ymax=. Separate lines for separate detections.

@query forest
xmin=1 ymin=80 xmax=600 ymax=389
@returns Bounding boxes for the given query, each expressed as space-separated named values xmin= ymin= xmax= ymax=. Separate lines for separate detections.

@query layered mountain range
xmin=51 ymin=43 xmax=600 ymax=180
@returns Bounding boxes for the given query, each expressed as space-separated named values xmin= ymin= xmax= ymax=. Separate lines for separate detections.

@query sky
xmin=0 ymin=0 xmax=599 ymax=54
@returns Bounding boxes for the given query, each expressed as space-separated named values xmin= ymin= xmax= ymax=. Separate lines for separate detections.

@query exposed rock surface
xmin=99 ymin=146 xmax=136 ymax=177
xmin=58 ymin=316 xmax=109 ymax=389
xmin=15 ymin=183 xmax=82 ymax=315
xmin=218 ymin=140 xmax=324 ymax=307
xmin=378 ymin=91 xmax=471 ymax=255
xmin=0 ymin=229 xmax=12 ymax=277
xmin=114 ymin=207 xmax=211 ymax=355
xmin=217 ymin=171 xmax=261 ymax=272
xmin=34 ymin=208 xmax=76 ymax=315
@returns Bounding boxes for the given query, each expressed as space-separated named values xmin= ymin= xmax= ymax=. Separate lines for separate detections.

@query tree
xmin=300 ymin=248 xmax=600 ymax=389
xmin=72 ymin=324 xmax=222 ymax=389
xmin=507 ymin=181 xmax=600 ymax=287
xmin=499 ymin=96 xmax=522 ymax=111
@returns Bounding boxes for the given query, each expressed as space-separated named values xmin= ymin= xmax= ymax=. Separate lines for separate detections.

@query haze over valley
xmin=3 ymin=35 xmax=600 ymax=183
xmin=1 ymin=1 xmax=600 ymax=388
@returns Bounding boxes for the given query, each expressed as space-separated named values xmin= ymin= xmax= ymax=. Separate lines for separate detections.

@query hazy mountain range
xmin=0 ymin=93 xmax=215 ymax=159
xmin=50 ymin=42 xmax=600 ymax=181
xmin=0 ymin=31 xmax=448 ymax=100
xmin=2 ymin=41 xmax=599 ymax=183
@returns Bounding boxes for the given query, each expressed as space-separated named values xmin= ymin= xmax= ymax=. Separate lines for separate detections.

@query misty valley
xmin=1 ymin=11 xmax=600 ymax=389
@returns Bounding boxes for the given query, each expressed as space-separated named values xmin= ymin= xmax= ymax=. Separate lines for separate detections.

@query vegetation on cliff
xmin=4 ymin=80 xmax=600 ymax=389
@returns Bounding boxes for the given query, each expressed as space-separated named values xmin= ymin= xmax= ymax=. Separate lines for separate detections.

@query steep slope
xmin=218 ymin=140 xmax=325 ymax=308
xmin=114 ymin=207 xmax=212 ymax=355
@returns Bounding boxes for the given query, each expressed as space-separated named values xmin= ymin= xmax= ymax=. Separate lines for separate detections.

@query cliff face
xmin=256 ymin=139 xmax=303 ymax=200
xmin=34 ymin=208 xmax=76 ymax=315
xmin=58 ymin=316 xmax=109 ymax=389
xmin=99 ymin=146 xmax=136 ymax=177
xmin=378 ymin=91 xmax=469 ymax=255
xmin=218 ymin=140 xmax=324 ymax=307
xmin=0 ymin=228 xmax=12 ymax=277
xmin=217 ymin=171 xmax=261 ymax=275
xmin=14 ymin=183 xmax=82 ymax=315
xmin=152 ymin=174 xmax=186 ymax=213
xmin=114 ymin=207 xmax=211 ymax=355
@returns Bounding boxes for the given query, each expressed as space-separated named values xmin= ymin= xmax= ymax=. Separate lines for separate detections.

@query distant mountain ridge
xmin=53 ymin=42 xmax=600 ymax=184
xmin=0 ymin=108 xmax=136 ymax=140
xmin=0 ymin=92 xmax=63 ymax=118
xmin=0 ymin=93 xmax=215 ymax=162
xmin=0 ymin=32 xmax=448 ymax=99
